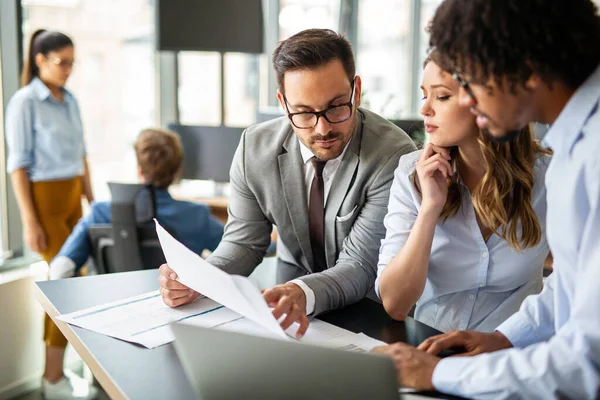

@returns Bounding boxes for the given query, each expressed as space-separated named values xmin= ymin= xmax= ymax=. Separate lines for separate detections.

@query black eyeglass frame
xmin=282 ymin=78 xmax=356 ymax=129
xmin=452 ymin=72 xmax=478 ymax=103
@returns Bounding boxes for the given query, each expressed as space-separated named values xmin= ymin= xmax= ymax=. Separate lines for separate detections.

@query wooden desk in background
xmin=171 ymin=191 xmax=278 ymax=244
xmin=181 ymin=195 xmax=229 ymax=223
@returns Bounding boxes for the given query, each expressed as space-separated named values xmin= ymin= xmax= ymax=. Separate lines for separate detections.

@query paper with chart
xmin=58 ymin=288 xmax=386 ymax=350
xmin=58 ymin=220 xmax=388 ymax=350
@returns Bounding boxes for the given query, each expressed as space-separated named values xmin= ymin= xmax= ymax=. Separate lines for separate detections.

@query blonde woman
xmin=376 ymin=52 xmax=551 ymax=333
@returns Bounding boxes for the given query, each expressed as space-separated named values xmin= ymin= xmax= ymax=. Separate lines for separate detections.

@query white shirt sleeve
xmin=495 ymin=273 xmax=556 ymax=348
xmin=375 ymin=155 xmax=419 ymax=298
xmin=431 ymin=178 xmax=600 ymax=399
xmin=289 ymin=279 xmax=316 ymax=315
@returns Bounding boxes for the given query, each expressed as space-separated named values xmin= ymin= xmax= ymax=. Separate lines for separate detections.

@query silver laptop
xmin=171 ymin=323 xmax=400 ymax=400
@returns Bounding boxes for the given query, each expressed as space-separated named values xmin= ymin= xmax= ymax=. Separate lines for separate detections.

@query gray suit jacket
xmin=207 ymin=108 xmax=416 ymax=315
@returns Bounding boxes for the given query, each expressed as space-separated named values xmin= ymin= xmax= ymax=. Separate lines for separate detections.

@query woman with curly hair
xmin=376 ymin=50 xmax=551 ymax=333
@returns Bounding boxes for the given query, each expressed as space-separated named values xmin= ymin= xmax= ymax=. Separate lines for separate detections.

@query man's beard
xmin=482 ymin=128 xmax=521 ymax=143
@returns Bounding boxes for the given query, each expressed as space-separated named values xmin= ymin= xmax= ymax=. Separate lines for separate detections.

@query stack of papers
xmin=58 ymin=221 xmax=387 ymax=351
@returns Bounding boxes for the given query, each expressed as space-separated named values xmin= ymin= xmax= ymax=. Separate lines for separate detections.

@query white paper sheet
xmin=59 ymin=287 xmax=387 ymax=351
xmin=155 ymin=220 xmax=288 ymax=339
xmin=58 ymin=291 xmax=228 ymax=348
xmin=58 ymin=220 xmax=388 ymax=351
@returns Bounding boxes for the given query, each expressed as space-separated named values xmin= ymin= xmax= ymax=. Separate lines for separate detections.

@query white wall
xmin=0 ymin=268 xmax=46 ymax=400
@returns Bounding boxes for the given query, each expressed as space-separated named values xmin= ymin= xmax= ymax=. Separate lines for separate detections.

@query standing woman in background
xmin=5 ymin=29 xmax=96 ymax=399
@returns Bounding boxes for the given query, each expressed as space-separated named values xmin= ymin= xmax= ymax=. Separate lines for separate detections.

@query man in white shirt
xmin=158 ymin=28 xmax=415 ymax=337
xmin=372 ymin=0 xmax=600 ymax=398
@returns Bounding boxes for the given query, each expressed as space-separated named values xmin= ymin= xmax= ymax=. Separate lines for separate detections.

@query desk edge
xmin=34 ymin=282 xmax=129 ymax=400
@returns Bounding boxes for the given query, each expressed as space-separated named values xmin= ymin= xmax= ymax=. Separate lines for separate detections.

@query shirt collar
xmin=543 ymin=62 xmax=600 ymax=154
xmin=155 ymin=187 xmax=172 ymax=198
xmin=30 ymin=77 xmax=74 ymax=103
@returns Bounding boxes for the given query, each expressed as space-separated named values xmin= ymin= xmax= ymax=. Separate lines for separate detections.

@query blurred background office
xmin=1 ymin=0 xmax=600 ymax=399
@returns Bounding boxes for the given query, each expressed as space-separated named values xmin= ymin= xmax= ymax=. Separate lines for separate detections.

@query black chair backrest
xmin=88 ymin=183 xmax=169 ymax=274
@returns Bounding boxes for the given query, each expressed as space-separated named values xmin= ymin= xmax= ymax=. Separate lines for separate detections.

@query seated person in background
xmin=49 ymin=128 xmax=224 ymax=279
xmin=158 ymin=28 xmax=416 ymax=338
xmin=376 ymin=50 xmax=551 ymax=333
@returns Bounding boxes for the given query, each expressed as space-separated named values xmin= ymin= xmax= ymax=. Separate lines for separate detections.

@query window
xmin=21 ymin=0 xmax=156 ymax=201
xmin=279 ymin=0 xmax=340 ymax=39
xmin=177 ymin=52 xmax=221 ymax=126
xmin=0 ymin=48 xmax=6 ymax=259
xmin=177 ymin=52 xmax=260 ymax=128
xmin=415 ymin=0 xmax=445 ymax=110
xmin=356 ymin=0 xmax=413 ymax=118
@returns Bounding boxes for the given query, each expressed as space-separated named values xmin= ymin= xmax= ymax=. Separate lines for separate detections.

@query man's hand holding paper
xmin=263 ymin=283 xmax=309 ymax=339
xmin=155 ymin=221 xmax=310 ymax=339
xmin=158 ymin=264 xmax=201 ymax=307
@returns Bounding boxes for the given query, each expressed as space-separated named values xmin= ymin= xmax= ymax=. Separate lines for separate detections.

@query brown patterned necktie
xmin=309 ymin=158 xmax=327 ymax=272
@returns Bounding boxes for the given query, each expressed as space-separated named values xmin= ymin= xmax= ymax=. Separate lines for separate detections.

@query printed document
xmin=58 ymin=220 xmax=387 ymax=351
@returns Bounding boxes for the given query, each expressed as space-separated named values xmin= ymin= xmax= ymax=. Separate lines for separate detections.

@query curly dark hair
xmin=428 ymin=0 xmax=600 ymax=91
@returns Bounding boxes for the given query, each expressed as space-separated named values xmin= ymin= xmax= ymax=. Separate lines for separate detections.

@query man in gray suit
xmin=158 ymin=29 xmax=415 ymax=337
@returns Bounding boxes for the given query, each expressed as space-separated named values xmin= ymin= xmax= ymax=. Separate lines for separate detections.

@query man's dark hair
xmin=272 ymin=28 xmax=355 ymax=94
xmin=428 ymin=0 xmax=600 ymax=90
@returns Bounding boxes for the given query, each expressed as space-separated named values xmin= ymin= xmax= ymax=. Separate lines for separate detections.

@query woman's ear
xmin=35 ymin=53 xmax=45 ymax=69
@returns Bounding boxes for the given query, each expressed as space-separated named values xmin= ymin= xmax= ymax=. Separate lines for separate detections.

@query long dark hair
xmin=21 ymin=29 xmax=74 ymax=87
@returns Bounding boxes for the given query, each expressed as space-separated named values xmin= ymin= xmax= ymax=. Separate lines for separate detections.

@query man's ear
xmin=276 ymin=90 xmax=285 ymax=110
xmin=524 ymin=62 xmax=542 ymax=91
xmin=354 ymin=76 xmax=362 ymax=108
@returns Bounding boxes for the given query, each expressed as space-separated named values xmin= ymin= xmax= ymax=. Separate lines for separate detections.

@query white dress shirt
xmin=279 ymin=137 xmax=351 ymax=315
xmin=376 ymin=150 xmax=551 ymax=332
xmin=432 ymin=63 xmax=600 ymax=399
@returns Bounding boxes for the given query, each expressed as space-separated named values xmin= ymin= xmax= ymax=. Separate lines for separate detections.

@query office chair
xmin=88 ymin=183 xmax=169 ymax=274
xmin=389 ymin=119 xmax=426 ymax=148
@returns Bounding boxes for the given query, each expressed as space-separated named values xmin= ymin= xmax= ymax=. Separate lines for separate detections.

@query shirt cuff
xmin=289 ymin=279 xmax=315 ymax=315
xmin=49 ymin=256 xmax=76 ymax=280
xmin=432 ymin=356 xmax=472 ymax=394
xmin=495 ymin=311 xmax=540 ymax=349
xmin=7 ymin=153 xmax=31 ymax=174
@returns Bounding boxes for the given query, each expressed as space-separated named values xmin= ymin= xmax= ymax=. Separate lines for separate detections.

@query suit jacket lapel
xmin=323 ymin=115 xmax=363 ymax=267
xmin=278 ymin=130 xmax=314 ymax=272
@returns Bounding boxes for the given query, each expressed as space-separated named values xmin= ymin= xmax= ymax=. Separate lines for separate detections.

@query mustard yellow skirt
xmin=32 ymin=177 xmax=83 ymax=348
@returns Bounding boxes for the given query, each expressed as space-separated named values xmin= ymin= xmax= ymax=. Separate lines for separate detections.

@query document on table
xmin=154 ymin=220 xmax=287 ymax=339
xmin=58 ymin=288 xmax=385 ymax=350
xmin=58 ymin=220 xmax=388 ymax=350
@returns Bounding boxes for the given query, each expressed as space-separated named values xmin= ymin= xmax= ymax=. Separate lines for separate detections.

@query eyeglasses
xmin=283 ymin=79 xmax=356 ymax=129
xmin=452 ymin=73 xmax=477 ymax=103
xmin=48 ymin=56 xmax=76 ymax=69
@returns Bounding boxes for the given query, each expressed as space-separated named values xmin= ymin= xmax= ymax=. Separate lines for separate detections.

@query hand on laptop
xmin=158 ymin=263 xmax=201 ymax=307
xmin=418 ymin=330 xmax=513 ymax=357
xmin=262 ymin=283 xmax=309 ymax=339
xmin=371 ymin=342 xmax=439 ymax=390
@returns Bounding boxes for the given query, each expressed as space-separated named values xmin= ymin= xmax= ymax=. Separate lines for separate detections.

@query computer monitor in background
xmin=156 ymin=0 xmax=264 ymax=53
xmin=167 ymin=124 xmax=243 ymax=183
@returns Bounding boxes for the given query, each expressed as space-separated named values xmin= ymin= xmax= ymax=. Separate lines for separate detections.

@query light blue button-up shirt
xmin=376 ymin=150 xmax=551 ymax=333
xmin=432 ymin=63 xmax=600 ymax=399
xmin=5 ymin=77 xmax=86 ymax=182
